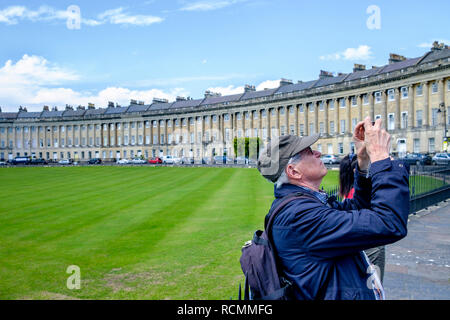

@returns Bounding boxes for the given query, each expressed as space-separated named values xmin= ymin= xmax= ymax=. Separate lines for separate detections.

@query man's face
xmin=294 ymin=147 xmax=328 ymax=182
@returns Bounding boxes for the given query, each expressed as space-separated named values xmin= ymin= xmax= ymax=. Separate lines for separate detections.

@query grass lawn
xmin=0 ymin=166 xmax=338 ymax=300
xmin=0 ymin=166 xmax=442 ymax=299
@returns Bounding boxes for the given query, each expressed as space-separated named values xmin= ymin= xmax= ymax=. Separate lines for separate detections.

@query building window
xmin=182 ymin=119 xmax=187 ymax=126
xmin=290 ymin=125 xmax=295 ymax=134
xmin=416 ymin=110 xmax=423 ymax=127
xmin=160 ymin=120 xmax=165 ymax=127
xmin=428 ymin=138 xmax=435 ymax=153
xmin=153 ymin=121 xmax=157 ymax=128
xmin=289 ymin=106 xmax=294 ymax=114
xmin=146 ymin=135 xmax=150 ymax=144
xmin=224 ymin=114 xmax=229 ymax=121
xmin=401 ymin=112 xmax=408 ymax=129
xmin=160 ymin=134 xmax=164 ymax=144
xmin=309 ymin=123 xmax=314 ymax=134
xmin=319 ymin=101 xmax=324 ymax=111
xmin=245 ymin=112 xmax=250 ymax=119
xmin=319 ymin=122 xmax=324 ymax=134
xmin=388 ymin=114 xmax=395 ymax=130
xmin=401 ymin=87 xmax=408 ymax=99
xmin=431 ymin=108 xmax=438 ymax=126
xmin=431 ymin=82 xmax=438 ymax=94
xmin=190 ymin=132 xmax=194 ymax=143
xmin=338 ymin=142 xmax=344 ymax=154
xmin=413 ymin=138 xmax=420 ymax=153
xmin=299 ymin=105 xmax=304 ymax=113
xmin=340 ymin=120 xmax=346 ymax=133
xmin=117 ymin=136 xmax=121 ymax=146
xmin=351 ymin=96 xmax=357 ymax=106
xmin=375 ymin=91 xmax=382 ymax=103
xmin=138 ymin=135 xmax=143 ymax=145
xmin=352 ymin=118 xmax=357 ymax=132
xmin=330 ymin=121 xmax=335 ymax=134
xmin=448 ymin=80 xmax=450 ymax=91
xmin=281 ymin=107 xmax=287 ymax=115
xmin=131 ymin=135 xmax=136 ymax=145
xmin=327 ymin=143 xmax=333 ymax=154
xmin=280 ymin=126 xmax=285 ymax=136
xmin=339 ymin=98 xmax=346 ymax=108
xmin=299 ymin=124 xmax=304 ymax=136
xmin=416 ymin=84 xmax=423 ymax=96
xmin=124 ymin=135 xmax=129 ymax=145
xmin=388 ymin=89 xmax=395 ymax=101
xmin=329 ymin=101 xmax=334 ymax=110
xmin=317 ymin=143 xmax=322 ymax=153
xmin=138 ymin=122 xmax=143 ymax=129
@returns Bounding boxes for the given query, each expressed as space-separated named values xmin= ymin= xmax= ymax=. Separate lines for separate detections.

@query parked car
xmin=432 ymin=153 xmax=450 ymax=165
xmin=320 ymin=154 xmax=341 ymax=164
xmin=149 ymin=157 xmax=163 ymax=164
xmin=58 ymin=159 xmax=71 ymax=165
xmin=88 ymin=158 xmax=102 ymax=164
xmin=30 ymin=158 xmax=48 ymax=165
xmin=400 ymin=153 xmax=432 ymax=166
xmin=162 ymin=155 xmax=181 ymax=164
xmin=130 ymin=158 xmax=146 ymax=164
xmin=201 ymin=157 xmax=212 ymax=164
xmin=0 ymin=159 xmax=7 ymax=166
xmin=11 ymin=156 xmax=31 ymax=165
xmin=181 ymin=157 xmax=194 ymax=164
xmin=116 ymin=158 xmax=129 ymax=164
xmin=235 ymin=156 xmax=249 ymax=165
xmin=213 ymin=155 xmax=232 ymax=164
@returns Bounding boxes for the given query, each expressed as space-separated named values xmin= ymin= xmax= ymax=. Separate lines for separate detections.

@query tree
xmin=233 ymin=137 xmax=262 ymax=160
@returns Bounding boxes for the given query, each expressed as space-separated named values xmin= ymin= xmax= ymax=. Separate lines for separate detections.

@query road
xmin=383 ymin=200 xmax=450 ymax=300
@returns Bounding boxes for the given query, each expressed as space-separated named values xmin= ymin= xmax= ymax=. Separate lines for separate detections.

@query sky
xmin=0 ymin=0 xmax=449 ymax=112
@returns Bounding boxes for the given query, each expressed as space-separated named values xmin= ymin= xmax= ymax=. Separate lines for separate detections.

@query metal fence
xmin=322 ymin=165 xmax=450 ymax=214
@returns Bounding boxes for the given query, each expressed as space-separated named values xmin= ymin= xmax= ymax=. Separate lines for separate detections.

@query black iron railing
xmin=322 ymin=165 xmax=450 ymax=214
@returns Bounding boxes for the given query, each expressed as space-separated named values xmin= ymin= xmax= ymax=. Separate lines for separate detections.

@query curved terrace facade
xmin=1 ymin=44 xmax=450 ymax=162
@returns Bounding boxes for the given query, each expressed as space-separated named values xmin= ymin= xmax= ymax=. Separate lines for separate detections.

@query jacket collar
xmin=274 ymin=183 xmax=329 ymax=204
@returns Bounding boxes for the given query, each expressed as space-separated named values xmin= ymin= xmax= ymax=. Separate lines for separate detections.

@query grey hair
xmin=274 ymin=153 xmax=302 ymax=189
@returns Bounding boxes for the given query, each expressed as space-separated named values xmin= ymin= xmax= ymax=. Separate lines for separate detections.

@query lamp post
xmin=437 ymin=103 xmax=448 ymax=152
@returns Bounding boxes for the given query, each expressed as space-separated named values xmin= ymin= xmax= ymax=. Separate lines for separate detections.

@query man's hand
xmin=363 ymin=117 xmax=391 ymax=163
xmin=353 ymin=119 xmax=370 ymax=170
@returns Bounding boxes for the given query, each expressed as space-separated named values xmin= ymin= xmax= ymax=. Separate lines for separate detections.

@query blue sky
xmin=0 ymin=0 xmax=449 ymax=111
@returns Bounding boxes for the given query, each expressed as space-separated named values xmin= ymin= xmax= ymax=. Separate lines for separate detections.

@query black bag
xmin=239 ymin=192 xmax=312 ymax=300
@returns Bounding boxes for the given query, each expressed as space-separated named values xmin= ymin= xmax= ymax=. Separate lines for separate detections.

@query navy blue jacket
xmin=267 ymin=158 xmax=410 ymax=300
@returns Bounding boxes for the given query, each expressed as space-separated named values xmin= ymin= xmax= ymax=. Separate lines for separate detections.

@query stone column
xmin=408 ymin=85 xmax=415 ymax=129
xmin=346 ymin=97 xmax=351 ymax=134
xmin=313 ymin=102 xmax=318 ymax=135
xmin=304 ymin=104 xmax=309 ymax=136
xmin=324 ymin=100 xmax=329 ymax=136
xmin=369 ymin=92 xmax=375 ymax=120
xmin=295 ymin=104 xmax=299 ymax=136
xmin=439 ymin=79 xmax=445 ymax=127
xmin=382 ymin=91 xmax=388 ymax=128
xmin=334 ymin=99 xmax=339 ymax=135
xmin=357 ymin=95 xmax=363 ymax=122
xmin=285 ymin=106 xmax=289 ymax=135
xmin=395 ymin=88 xmax=401 ymax=130
xmin=423 ymin=82 xmax=429 ymax=127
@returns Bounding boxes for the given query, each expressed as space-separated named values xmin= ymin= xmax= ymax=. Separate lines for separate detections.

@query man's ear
xmin=286 ymin=163 xmax=302 ymax=180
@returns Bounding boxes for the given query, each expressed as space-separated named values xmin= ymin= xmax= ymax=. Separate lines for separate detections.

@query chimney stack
xmin=389 ymin=53 xmax=407 ymax=64
xmin=353 ymin=64 xmax=366 ymax=72
xmin=319 ymin=70 xmax=334 ymax=79
xmin=279 ymin=78 xmax=293 ymax=86
xmin=88 ymin=103 xmax=95 ymax=109
xmin=244 ymin=84 xmax=256 ymax=92
xmin=204 ymin=90 xmax=221 ymax=98
xmin=176 ymin=96 xmax=187 ymax=101
xmin=152 ymin=98 xmax=169 ymax=103
xmin=43 ymin=105 xmax=49 ymax=111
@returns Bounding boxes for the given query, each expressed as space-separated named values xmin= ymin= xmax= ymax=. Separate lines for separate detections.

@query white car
xmin=162 ymin=155 xmax=181 ymax=164
xmin=58 ymin=159 xmax=71 ymax=165
xmin=130 ymin=158 xmax=146 ymax=164
xmin=431 ymin=153 xmax=450 ymax=165
xmin=117 ymin=159 xmax=129 ymax=164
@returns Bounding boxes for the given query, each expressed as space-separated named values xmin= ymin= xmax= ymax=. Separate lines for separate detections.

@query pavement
xmin=383 ymin=200 xmax=450 ymax=300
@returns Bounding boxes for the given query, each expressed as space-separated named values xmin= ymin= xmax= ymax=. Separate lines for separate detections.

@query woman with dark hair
xmin=339 ymin=153 xmax=386 ymax=283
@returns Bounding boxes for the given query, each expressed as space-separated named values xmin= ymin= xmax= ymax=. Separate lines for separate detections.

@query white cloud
xmin=180 ymin=0 xmax=245 ymax=11
xmin=0 ymin=5 xmax=163 ymax=27
xmin=97 ymin=7 xmax=163 ymax=26
xmin=206 ymin=85 xmax=244 ymax=96
xmin=0 ymin=55 xmax=187 ymax=111
xmin=417 ymin=39 xmax=450 ymax=48
xmin=255 ymin=79 xmax=280 ymax=91
xmin=320 ymin=45 xmax=373 ymax=61
xmin=206 ymin=79 xmax=280 ymax=96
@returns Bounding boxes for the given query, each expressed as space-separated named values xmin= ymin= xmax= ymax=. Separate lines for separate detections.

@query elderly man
xmin=257 ymin=117 xmax=409 ymax=300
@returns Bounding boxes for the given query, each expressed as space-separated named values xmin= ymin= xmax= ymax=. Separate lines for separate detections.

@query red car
xmin=149 ymin=157 xmax=162 ymax=164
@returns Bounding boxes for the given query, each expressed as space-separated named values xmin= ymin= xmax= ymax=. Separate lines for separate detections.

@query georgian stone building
xmin=1 ymin=43 xmax=449 ymax=162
